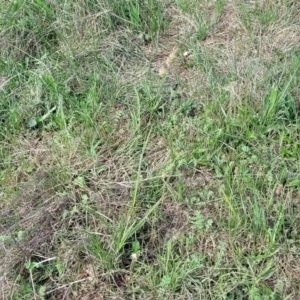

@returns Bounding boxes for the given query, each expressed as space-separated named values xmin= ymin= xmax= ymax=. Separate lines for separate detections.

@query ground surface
xmin=1 ymin=0 xmax=300 ymax=299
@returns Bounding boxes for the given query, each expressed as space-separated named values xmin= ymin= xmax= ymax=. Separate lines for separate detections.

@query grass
xmin=1 ymin=0 xmax=300 ymax=299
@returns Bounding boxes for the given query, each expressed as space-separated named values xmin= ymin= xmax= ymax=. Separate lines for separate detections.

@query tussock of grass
xmin=1 ymin=0 xmax=300 ymax=299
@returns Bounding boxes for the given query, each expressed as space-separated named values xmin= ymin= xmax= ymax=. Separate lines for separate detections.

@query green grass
xmin=1 ymin=0 xmax=300 ymax=299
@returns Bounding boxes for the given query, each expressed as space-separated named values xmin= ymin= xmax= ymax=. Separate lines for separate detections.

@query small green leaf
xmin=74 ymin=176 xmax=86 ymax=188
xmin=38 ymin=285 xmax=46 ymax=297
xmin=132 ymin=240 xmax=140 ymax=253
xmin=249 ymin=286 xmax=262 ymax=300
xmin=28 ymin=118 xmax=37 ymax=128
xmin=160 ymin=275 xmax=172 ymax=288
xmin=287 ymin=179 xmax=300 ymax=187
